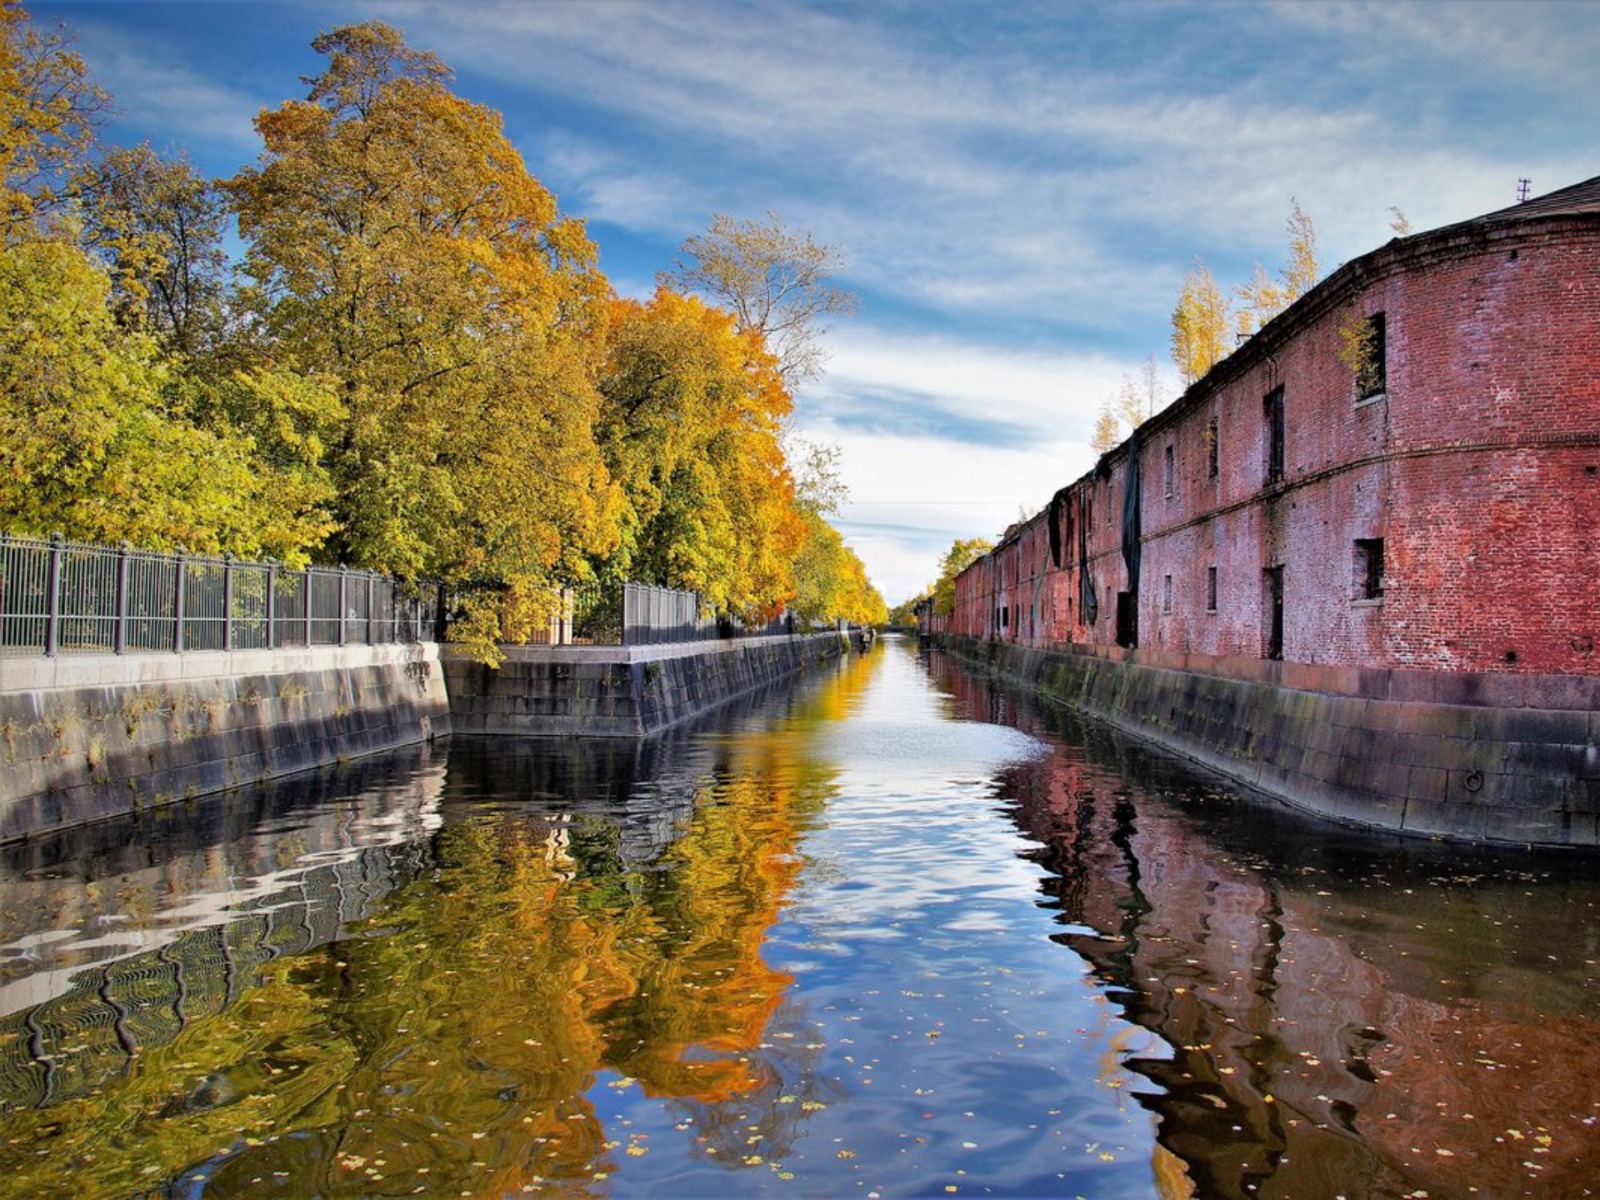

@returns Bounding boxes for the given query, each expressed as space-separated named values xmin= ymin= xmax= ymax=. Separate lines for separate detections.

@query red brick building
xmin=957 ymin=176 xmax=1600 ymax=677
xmin=945 ymin=177 xmax=1600 ymax=846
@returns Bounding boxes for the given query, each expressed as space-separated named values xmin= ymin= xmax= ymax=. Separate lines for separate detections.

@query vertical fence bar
xmin=222 ymin=554 xmax=234 ymax=652
xmin=44 ymin=533 xmax=62 ymax=657
xmin=172 ymin=552 xmax=186 ymax=653
xmin=113 ymin=542 xmax=130 ymax=655
xmin=365 ymin=572 xmax=374 ymax=645
xmin=338 ymin=568 xmax=347 ymax=647
xmin=303 ymin=567 xmax=313 ymax=648
xmin=266 ymin=562 xmax=276 ymax=651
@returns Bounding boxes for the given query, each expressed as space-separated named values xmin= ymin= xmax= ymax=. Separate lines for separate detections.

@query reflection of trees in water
xmin=924 ymin=646 xmax=1600 ymax=1199
xmin=0 ymin=650 xmax=871 ymax=1197
xmin=0 ymin=748 xmax=445 ymax=1115
xmin=0 ymin=842 xmax=426 ymax=1113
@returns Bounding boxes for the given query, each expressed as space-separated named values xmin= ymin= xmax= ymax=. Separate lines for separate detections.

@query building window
xmin=1264 ymin=385 xmax=1285 ymax=485
xmin=1354 ymin=538 xmax=1385 ymax=600
xmin=1356 ymin=312 xmax=1387 ymax=400
xmin=1206 ymin=565 xmax=1217 ymax=613
xmin=1264 ymin=565 xmax=1284 ymax=661
xmin=1206 ymin=416 xmax=1219 ymax=479
xmin=1162 ymin=573 xmax=1173 ymax=613
xmin=1164 ymin=444 xmax=1176 ymax=498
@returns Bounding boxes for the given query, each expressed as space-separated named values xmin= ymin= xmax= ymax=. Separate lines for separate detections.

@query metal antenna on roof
xmin=1517 ymin=177 xmax=1531 ymax=203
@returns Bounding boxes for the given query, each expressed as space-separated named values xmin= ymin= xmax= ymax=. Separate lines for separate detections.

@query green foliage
xmin=0 ymin=238 xmax=331 ymax=558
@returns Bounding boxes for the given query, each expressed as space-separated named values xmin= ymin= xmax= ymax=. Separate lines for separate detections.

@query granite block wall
xmin=0 ymin=643 xmax=450 ymax=843
xmin=442 ymin=633 xmax=849 ymax=737
xmin=945 ymin=636 xmax=1598 ymax=849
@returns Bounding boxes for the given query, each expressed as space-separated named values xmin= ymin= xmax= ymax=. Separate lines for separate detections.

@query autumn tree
xmin=1170 ymin=258 xmax=1230 ymax=387
xmin=1090 ymin=401 xmax=1119 ymax=454
xmin=1283 ymin=199 xmax=1319 ymax=301
xmin=225 ymin=22 xmax=620 ymax=612
xmin=597 ymin=288 xmax=805 ymax=619
xmin=0 ymin=0 xmax=111 ymax=239
xmin=0 ymin=3 xmax=332 ymax=560
xmin=790 ymin=511 xmax=886 ymax=626
xmin=1236 ymin=199 xmax=1320 ymax=338
xmin=0 ymin=235 xmax=335 ymax=558
xmin=932 ymin=536 xmax=992 ymax=617
xmin=660 ymin=212 xmax=856 ymax=386
xmin=78 ymin=145 xmax=229 ymax=355
xmin=785 ymin=438 xmax=885 ymax=625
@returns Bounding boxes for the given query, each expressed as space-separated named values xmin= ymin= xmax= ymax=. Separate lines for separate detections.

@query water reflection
xmin=927 ymin=646 xmax=1600 ymax=1198
xmin=0 ymin=664 xmax=864 ymax=1198
xmin=0 ymin=640 xmax=1596 ymax=1198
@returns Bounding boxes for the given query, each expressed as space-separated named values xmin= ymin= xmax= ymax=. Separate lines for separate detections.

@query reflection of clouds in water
xmin=818 ymin=720 xmax=1048 ymax=781
xmin=795 ymin=718 xmax=1055 ymax=944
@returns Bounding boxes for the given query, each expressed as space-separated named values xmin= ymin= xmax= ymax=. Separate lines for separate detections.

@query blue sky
xmin=32 ymin=0 xmax=1600 ymax=603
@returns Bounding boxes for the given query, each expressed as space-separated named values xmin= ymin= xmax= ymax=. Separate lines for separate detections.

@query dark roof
xmin=1470 ymin=174 xmax=1600 ymax=224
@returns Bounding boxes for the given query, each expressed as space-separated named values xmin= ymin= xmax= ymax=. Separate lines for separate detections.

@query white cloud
xmin=828 ymin=427 xmax=1086 ymax=604
xmin=803 ymin=326 xmax=1150 ymax=444
xmin=71 ymin=22 xmax=262 ymax=154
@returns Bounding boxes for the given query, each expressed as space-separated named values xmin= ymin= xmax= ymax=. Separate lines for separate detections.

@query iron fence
xmin=488 ymin=581 xmax=804 ymax=648
xmin=1 ymin=533 xmax=847 ymax=659
xmin=0 ymin=534 xmax=439 ymax=657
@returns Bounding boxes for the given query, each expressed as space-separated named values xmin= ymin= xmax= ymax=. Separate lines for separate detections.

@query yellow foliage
xmin=599 ymin=288 xmax=806 ymax=620
xmin=1169 ymin=258 xmax=1230 ymax=387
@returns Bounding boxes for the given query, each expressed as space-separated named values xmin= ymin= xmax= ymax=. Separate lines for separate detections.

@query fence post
xmin=44 ymin=533 xmax=63 ymax=657
xmin=366 ymin=571 xmax=375 ymax=645
xmin=173 ymin=549 xmax=186 ymax=653
xmin=338 ymin=567 xmax=348 ymax=646
xmin=266 ymin=560 xmax=277 ymax=651
xmin=114 ymin=541 xmax=130 ymax=655
xmin=304 ymin=566 xmax=313 ymax=647
xmin=223 ymin=553 xmax=235 ymax=653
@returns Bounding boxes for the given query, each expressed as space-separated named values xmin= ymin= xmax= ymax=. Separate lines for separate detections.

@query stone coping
xmin=439 ymin=632 xmax=843 ymax=669
xmin=968 ymin=638 xmax=1600 ymax=711
xmin=0 ymin=641 xmax=440 ymax=693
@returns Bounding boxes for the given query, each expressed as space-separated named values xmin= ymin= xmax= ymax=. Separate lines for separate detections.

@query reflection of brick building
xmin=929 ymin=651 xmax=1600 ymax=1198
xmin=945 ymin=178 xmax=1600 ymax=846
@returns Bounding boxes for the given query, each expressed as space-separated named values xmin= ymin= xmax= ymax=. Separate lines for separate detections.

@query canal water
xmin=2 ymin=637 xmax=1598 ymax=1199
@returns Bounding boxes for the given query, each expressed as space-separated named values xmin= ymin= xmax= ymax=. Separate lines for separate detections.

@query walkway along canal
xmin=0 ymin=636 xmax=1597 ymax=1197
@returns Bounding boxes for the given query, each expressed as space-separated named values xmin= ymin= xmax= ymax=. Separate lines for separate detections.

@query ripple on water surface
xmin=0 ymin=637 xmax=1597 ymax=1198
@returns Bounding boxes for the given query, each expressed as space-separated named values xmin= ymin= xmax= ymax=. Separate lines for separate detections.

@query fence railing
xmin=1 ymin=534 xmax=440 ymax=658
xmin=497 ymin=582 xmax=805 ymax=648
xmin=2 ymin=534 xmax=844 ymax=660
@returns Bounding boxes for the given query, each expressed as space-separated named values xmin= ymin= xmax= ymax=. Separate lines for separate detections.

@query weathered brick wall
xmin=955 ymin=211 xmax=1600 ymax=684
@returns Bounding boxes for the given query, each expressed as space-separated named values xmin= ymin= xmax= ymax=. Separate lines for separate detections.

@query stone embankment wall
xmin=0 ymin=644 xmax=450 ymax=843
xmin=0 ymin=632 xmax=854 ymax=842
xmin=443 ymin=632 xmax=851 ymax=737
xmin=943 ymin=636 xmax=1600 ymax=848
